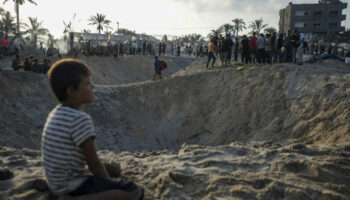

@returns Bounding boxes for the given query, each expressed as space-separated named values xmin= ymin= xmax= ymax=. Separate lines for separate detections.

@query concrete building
xmin=279 ymin=0 xmax=347 ymax=39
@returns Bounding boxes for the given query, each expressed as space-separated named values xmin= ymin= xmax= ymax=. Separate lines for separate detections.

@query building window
xmin=313 ymin=23 xmax=321 ymax=28
xmin=330 ymin=11 xmax=339 ymax=16
xmin=314 ymin=11 xmax=323 ymax=16
xmin=295 ymin=22 xmax=308 ymax=28
xmin=296 ymin=10 xmax=310 ymax=16
xmin=329 ymin=22 xmax=337 ymax=27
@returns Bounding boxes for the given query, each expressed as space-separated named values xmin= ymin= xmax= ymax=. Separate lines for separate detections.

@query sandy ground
xmin=1 ymin=56 xmax=350 ymax=199
xmin=1 ymin=142 xmax=350 ymax=199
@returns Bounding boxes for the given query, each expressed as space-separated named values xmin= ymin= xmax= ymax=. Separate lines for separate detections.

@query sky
xmin=1 ymin=0 xmax=350 ymax=39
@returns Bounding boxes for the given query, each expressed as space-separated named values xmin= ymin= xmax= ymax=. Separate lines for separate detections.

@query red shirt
xmin=1 ymin=38 xmax=8 ymax=48
xmin=250 ymin=36 xmax=257 ymax=49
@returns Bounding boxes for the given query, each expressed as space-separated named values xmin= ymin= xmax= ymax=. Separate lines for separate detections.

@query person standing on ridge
xmin=241 ymin=35 xmax=250 ymax=64
xmin=257 ymin=33 xmax=266 ymax=64
xmin=206 ymin=38 xmax=217 ymax=68
xmin=1 ymin=37 xmax=9 ymax=56
xmin=234 ymin=37 xmax=239 ymax=62
xmin=143 ymin=41 xmax=147 ymax=55
xmin=291 ymin=29 xmax=300 ymax=64
xmin=226 ymin=34 xmax=234 ymax=65
xmin=249 ymin=32 xmax=258 ymax=63
xmin=153 ymin=56 xmax=164 ymax=80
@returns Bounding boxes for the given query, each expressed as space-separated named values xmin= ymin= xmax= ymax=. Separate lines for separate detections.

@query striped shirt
xmin=41 ymin=105 xmax=96 ymax=195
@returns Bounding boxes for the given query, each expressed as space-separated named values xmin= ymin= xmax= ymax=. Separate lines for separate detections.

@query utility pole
xmin=117 ymin=21 xmax=119 ymax=33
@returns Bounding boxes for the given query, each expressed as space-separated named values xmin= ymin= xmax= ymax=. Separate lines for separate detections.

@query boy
xmin=11 ymin=54 xmax=22 ymax=71
xmin=42 ymin=59 xmax=143 ymax=200
xmin=153 ymin=56 xmax=162 ymax=80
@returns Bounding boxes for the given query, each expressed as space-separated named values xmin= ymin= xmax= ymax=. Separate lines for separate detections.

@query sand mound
xmin=2 ymin=60 xmax=350 ymax=151
xmin=2 ymin=57 xmax=350 ymax=199
xmin=78 ymin=55 xmax=200 ymax=85
xmin=1 ymin=142 xmax=350 ymax=199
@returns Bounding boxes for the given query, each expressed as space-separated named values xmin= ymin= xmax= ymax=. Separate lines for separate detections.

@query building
xmin=279 ymin=0 xmax=347 ymax=39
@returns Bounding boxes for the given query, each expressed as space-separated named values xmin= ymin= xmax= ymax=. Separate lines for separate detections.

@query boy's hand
xmin=103 ymin=162 xmax=121 ymax=178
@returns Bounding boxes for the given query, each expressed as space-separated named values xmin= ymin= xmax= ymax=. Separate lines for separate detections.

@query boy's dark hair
xmin=47 ymin=59 xmax=91 ymax=102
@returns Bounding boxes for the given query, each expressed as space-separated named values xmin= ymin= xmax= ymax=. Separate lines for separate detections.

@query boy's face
xmin=74 ymin=75 xmax=94 ymax=104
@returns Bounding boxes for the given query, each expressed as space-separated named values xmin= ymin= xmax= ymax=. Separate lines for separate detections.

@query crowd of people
xmin=74 ymin=39 xmax=210 ymax=58
xmin=206 ymin=29 xmax=347 ymax=68
xmin=10 ymin=53 xmax=62 ymax=73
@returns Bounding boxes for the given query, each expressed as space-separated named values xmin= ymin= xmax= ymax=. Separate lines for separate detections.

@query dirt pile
xmin=78 ymin=55 xmax=200 ymax=85
xmin=1 ymin=59 xmax=350 ymax=151
xmin=1 ymin=57 xmax=350 ymax=199
xmin=1 ymin=142 xmax=350 ymax=199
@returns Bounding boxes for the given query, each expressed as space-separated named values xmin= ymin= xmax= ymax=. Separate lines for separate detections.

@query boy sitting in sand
xmin=42 ymin=59 xmax=143 ymax=200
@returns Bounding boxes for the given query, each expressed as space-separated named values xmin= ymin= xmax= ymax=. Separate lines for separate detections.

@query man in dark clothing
xmin=277 ymin=34 xmax=284 ymax=63
xmin=31 ymin=59 xmax=41 ymax=73
xmin=143 ymin=41 xmax=147 ymax=55
xmin=284 ymin=30 xmax=293 ymax=62
xmin=11 ymin=54 xmax=22 ymax=71
xmin=41 ymin=59 xmax=51 ymax=73
xmin=241 ymin=35 xmax=250 ymax=64
xmin=291 ymin=29 xmax=300 ymax=63
xmin=23 ymin=57 xmax=31 ymax=71
xmin=271 ymin=32 xmax=277 ymax=63
xmin=221 ymin=35 xmax=233 ymax=66
xmin=234 ymin=38 xmax=239 ymax=61
xmin=226 ymin=35 xmax=233 ymax=65
xmin=218 ymin=35 xmax=225 ymax=63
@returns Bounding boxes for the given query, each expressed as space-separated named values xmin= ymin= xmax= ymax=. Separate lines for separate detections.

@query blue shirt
xmin=154 ymin=59 xmax=158 ymax=69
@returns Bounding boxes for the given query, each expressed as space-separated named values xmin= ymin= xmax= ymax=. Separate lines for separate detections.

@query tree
xmin=189 ymin=33 xmax=202 ymax=43
xmin=24 ymin=17 xmax=48 ymax=49
xmin=249 ymin=18 xmax=268 ymax=34
xmin=232 ymin=18 xmax=246 ymax=37
xmin=88 ymin=13 xmax=111 ymax=34
xmin=264 ymin=27 xmax=277 ymax=35
xmin=3 ymin=0 xmax=37 ymax=36
xmin=338 ymin=29 xmax=350 ymax=43
xmin=324 ymin=32 xmax=337 ymax=42
xmin=220 ymin=23 xmax=233 ymax=36
xmin=46 ymin=33 xmax=55 ymax=48
xmin=115 ymin=28 xmax=136 ymax=35
xmin=162 ymin=35 xmax=167 ymax=42
xmin=82 ymin=29 xmax=90 ymax=33
xmin=0 ymin=11 xmax=16 ymax=38
xmin=207 ymin=28 xmax=222 ymax=38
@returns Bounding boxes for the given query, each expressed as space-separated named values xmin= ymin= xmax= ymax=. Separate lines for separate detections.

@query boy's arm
xmin=81 ymin=137 xmax=110 ymax=179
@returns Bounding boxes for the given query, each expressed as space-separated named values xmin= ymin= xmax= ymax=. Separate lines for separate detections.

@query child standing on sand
xmin=42 ymin=59 xmax=143 ymax=200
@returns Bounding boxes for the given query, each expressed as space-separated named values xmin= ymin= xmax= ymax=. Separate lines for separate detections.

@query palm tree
xmin=0 ymin=11 xmax=16 ymax=38
xmin=232 ymin=18 xmax=246 ymax=37
xmin=189 ymin=33 xmax=202 ymax=43
xmin=220 ymin=23 xmax=234 ymax=36
xmin=24 ymin=17 xmax=48 ymax=49
xmin=63 ymin=13 xmax=76 ymax=41
xmin=207 ymin=28 xmax=222 ymax=38
xmin=249 ymin=18 xmax=268 ymax=34
xmin=264 ymin=27 xmax=277 ymax=35
xmin=47 ymin=33 xmax=54 ymax=48
xmin=88 ymin=13 xmax=111 ymax=34
xmin=3 ymin=0 xmax=37 ymax=36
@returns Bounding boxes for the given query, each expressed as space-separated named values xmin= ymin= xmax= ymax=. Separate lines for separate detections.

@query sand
xmin=0 ymin=56 xmax=350 ymax=199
